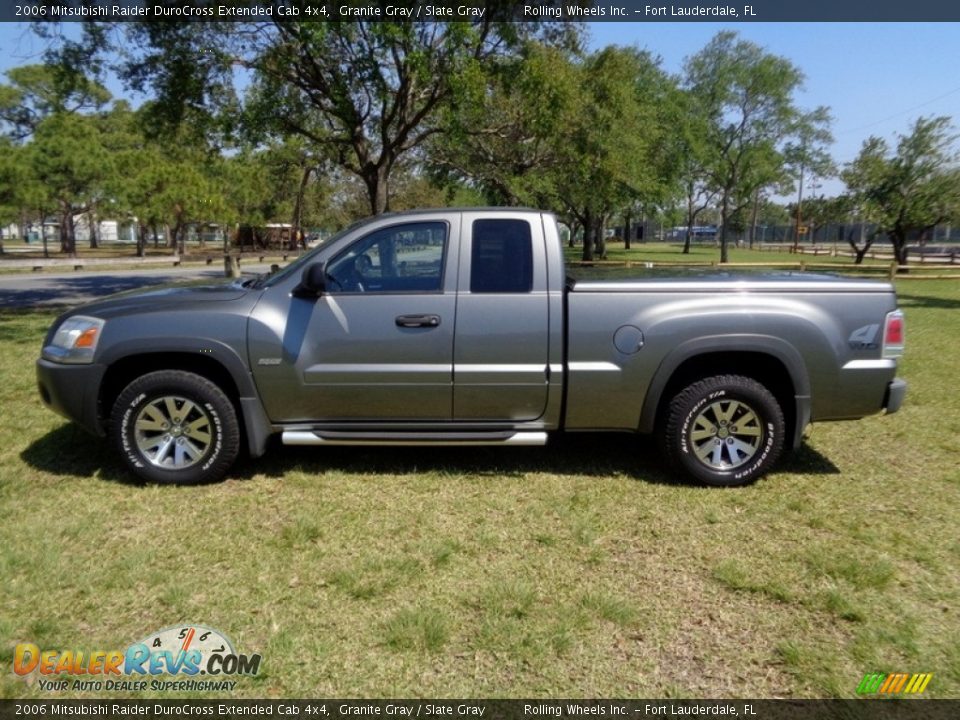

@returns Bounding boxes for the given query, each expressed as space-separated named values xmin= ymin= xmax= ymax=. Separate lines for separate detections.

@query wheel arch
xmin=639 ymin=336 xmax=810 ymax=444
xmin=100 ymin=352 xmax=242 ymax=423
xmin=97 ymin=345 xmax=273 ymax=458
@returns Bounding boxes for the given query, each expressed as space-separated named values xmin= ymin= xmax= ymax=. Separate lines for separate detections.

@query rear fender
xmin=638 ymin=334 xmax=811 ymax=443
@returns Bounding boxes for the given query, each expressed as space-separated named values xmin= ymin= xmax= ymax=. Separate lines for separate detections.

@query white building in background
xmin=74 ymin=217 xmax=138 ymax=244
xmin=0 ymin=217 xmax=139 ymax=245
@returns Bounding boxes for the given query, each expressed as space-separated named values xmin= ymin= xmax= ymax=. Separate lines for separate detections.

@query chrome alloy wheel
xmin=134 ymin=396 xmax=213 ymax=469
xmin=689 ymin=399 xmax=763 ymax=470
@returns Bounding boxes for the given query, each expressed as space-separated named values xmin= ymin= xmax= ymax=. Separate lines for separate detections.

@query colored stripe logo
xmin=857 ymin=673 xmax=932 ymax=694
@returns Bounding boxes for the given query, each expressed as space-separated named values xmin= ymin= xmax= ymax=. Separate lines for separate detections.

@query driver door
xmin=250 ymin=218 xmax=458 ymax=422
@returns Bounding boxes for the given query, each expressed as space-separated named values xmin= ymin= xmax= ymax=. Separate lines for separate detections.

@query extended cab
xmin=37 ymin=209 xmax=906 ymax=486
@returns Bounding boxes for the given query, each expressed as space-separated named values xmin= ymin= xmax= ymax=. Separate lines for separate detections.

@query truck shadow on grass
xmin=21 ymin=423 xmax=839 ymax=487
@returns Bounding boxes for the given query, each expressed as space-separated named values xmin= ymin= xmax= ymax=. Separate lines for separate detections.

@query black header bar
xmin=2 ymin=0 xmax=960 ymax=23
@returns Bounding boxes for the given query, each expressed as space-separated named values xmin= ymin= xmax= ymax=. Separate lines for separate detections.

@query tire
xmin=659 ymin=374 xmax=784 ymax=487
xmin=111 ymin=370 xmax=240 ymax=485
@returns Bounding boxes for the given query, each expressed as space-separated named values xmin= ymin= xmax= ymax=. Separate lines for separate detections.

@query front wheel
xmin=111 ymin=370 xmax=240 ymax=485
xmin=659 ymin=375 xmax=785 ymax=487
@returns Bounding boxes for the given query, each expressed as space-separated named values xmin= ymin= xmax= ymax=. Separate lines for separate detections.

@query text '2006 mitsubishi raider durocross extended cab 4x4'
xmin=37 ymin=208 xmax=906 ymax=486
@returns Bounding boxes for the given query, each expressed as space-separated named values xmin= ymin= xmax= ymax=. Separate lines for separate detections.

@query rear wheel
xmin=659 ymin=374 xmax=784 ymax=487
xmin=111 ymin=370 xmax=240 ymax=485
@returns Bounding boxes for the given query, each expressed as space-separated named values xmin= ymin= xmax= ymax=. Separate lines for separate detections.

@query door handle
xmin=395 ymin=314 xmax=441 ymax=328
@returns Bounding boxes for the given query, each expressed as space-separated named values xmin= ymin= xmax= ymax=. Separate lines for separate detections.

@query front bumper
xmin=883 ymin=377 xmax=907 ymax=414
xmin=36 ymin=359 xmax=108 ymax=436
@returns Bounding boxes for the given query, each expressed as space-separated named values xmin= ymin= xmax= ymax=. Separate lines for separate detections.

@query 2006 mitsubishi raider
xmin=37 ymin=208 xmax=907 ymax=486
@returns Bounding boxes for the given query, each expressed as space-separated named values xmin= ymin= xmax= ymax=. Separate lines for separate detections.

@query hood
xmin=64 ymin=278 xmax=255 ymax=320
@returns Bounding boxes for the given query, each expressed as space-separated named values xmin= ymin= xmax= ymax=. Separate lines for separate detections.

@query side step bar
xmin=282 ymin=430 xmax=548 ymax=447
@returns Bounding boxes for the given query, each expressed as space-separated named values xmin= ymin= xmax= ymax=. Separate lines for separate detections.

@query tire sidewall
xmin=112 ymin=373 xmax=237 ymax=485
xmin=673 ymin=380 xmax=783 ymax=487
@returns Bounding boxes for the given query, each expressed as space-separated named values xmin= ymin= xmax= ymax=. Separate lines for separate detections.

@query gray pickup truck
xmin=37 ymin=208 xmax=906 ymax=486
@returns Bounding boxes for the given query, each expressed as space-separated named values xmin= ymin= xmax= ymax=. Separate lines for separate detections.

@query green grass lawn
xmin=1 ymin=282 xmax=958 ymax=699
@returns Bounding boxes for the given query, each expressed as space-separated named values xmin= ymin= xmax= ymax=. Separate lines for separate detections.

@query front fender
xmin=97 ymin=336 xmax=258 ymax=397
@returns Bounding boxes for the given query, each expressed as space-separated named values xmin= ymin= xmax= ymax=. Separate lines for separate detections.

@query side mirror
xmin=293 ymin=262 xmax=327 ymax=297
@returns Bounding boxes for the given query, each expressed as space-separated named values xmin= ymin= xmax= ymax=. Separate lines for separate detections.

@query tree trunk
xmin=88 ymin=209 xmax=100 ymax=249
xmin=893 ymin=234 xmax=909 ymax=265
xmin=748 ymin=189 xmax=760 ymax=249
xmin=364 ymin=165 xmax=390 ymax=216
xmin=684 ymin=196 xmax=696 ymax=255
xmin=59 ymin=202 xmax=76 ymax=257
xmin=292 ymin=166 xmax=312 ymax=247
xmin=171 ymin=215 xmax=186 ymax=255
xmin=136 ymin=223 xmax=147 ymax=258
xmin=623 ymin=211 xmax=632 ymax=251
xmin=793 ymin=162 xmax=805 ymax=252
xmin=594 ymin=216 xmax=607 ymax=259
xmin=581 ymin=211 xmax=594 ymax=261
xmin=719 ymin=192 xmax=730 ymax=264
xmin=847 ymin=228 xmax=873 ymax=265
xmin=40 ymin=209 xmax=49 ymax=258
xmin=18 ymin=211 xmax=28 ymax=244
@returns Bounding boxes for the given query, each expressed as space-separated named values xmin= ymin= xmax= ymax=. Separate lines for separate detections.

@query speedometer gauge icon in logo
xmin=138 ymin=625 xmax=235 ymax=670
xmin=128 ymin=623 xmax=263 ymax=677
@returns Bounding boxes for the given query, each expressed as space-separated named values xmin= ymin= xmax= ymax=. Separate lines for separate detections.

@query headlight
xmin=43 ymin=316 xmax=105 ymax=364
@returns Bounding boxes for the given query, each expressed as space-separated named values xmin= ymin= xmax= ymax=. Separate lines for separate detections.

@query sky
xmin=1 ymin=20 xmax=959 ymax=197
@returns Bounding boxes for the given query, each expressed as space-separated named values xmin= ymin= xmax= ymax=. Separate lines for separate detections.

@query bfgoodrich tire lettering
xmin=659 ymin=374 xmax=785 ymax=487
xmin=111 ymin=371 xmax=240 ymax=485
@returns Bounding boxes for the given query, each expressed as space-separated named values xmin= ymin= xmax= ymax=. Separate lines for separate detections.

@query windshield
xmin=262 ymin=221 xmax=372 ymax=288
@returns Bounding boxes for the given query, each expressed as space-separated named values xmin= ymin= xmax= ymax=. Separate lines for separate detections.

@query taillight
xmin=882 ymin=310 xmax=905 ymax=358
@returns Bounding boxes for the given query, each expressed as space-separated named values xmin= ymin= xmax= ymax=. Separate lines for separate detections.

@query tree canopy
xmin=842 ymin=116 xmax=960 ymax=264
xmin=684 ymin=31 xmax=810 ymax=262
xmin=77 ymin=17 xmax=580 ymax=216
xmin=7 ymin=26 xmax=960 ymax=266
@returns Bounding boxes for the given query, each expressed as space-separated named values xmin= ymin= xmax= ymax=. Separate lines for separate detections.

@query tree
xmin=101 ymin=102 xmax=233 ymax=256
xmin=0 ymin=64 xmax=110 ymax=141
xmin=551 ymin=47 xmax=677 ymax=261
xmin=428 ymin=40 xmax=581 ymax=207
xmin=426 ymin=42 xmax=676 ymax=260
xmin=70 ymin=17 xmax=576 ymax=216
xmin=26 ymin=112 xmax=110 ymax=255
xmin=672 ymin=90 xmax=718 ymax=254
xmin=0 ymin=64 xmax=113 ymax=255
xmin=685 ymin=32 xmax=808 ymax=262
xmin=787 ymin=194 xmax=847 ymax=245
xmin=0 ymin=138 xmax=28 ymax=237
xmin=783 ymin=106 xmax=835 ymax=250
xmin=842 ymin=116 xmax=960 ymax=265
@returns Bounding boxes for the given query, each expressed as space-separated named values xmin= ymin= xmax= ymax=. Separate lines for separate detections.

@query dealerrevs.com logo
xmin=14 ymin=625 xmax=261 ymax=692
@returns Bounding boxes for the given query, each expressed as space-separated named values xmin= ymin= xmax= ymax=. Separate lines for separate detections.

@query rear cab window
xmin=470 ymin=219 xmax=533 ymax=293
